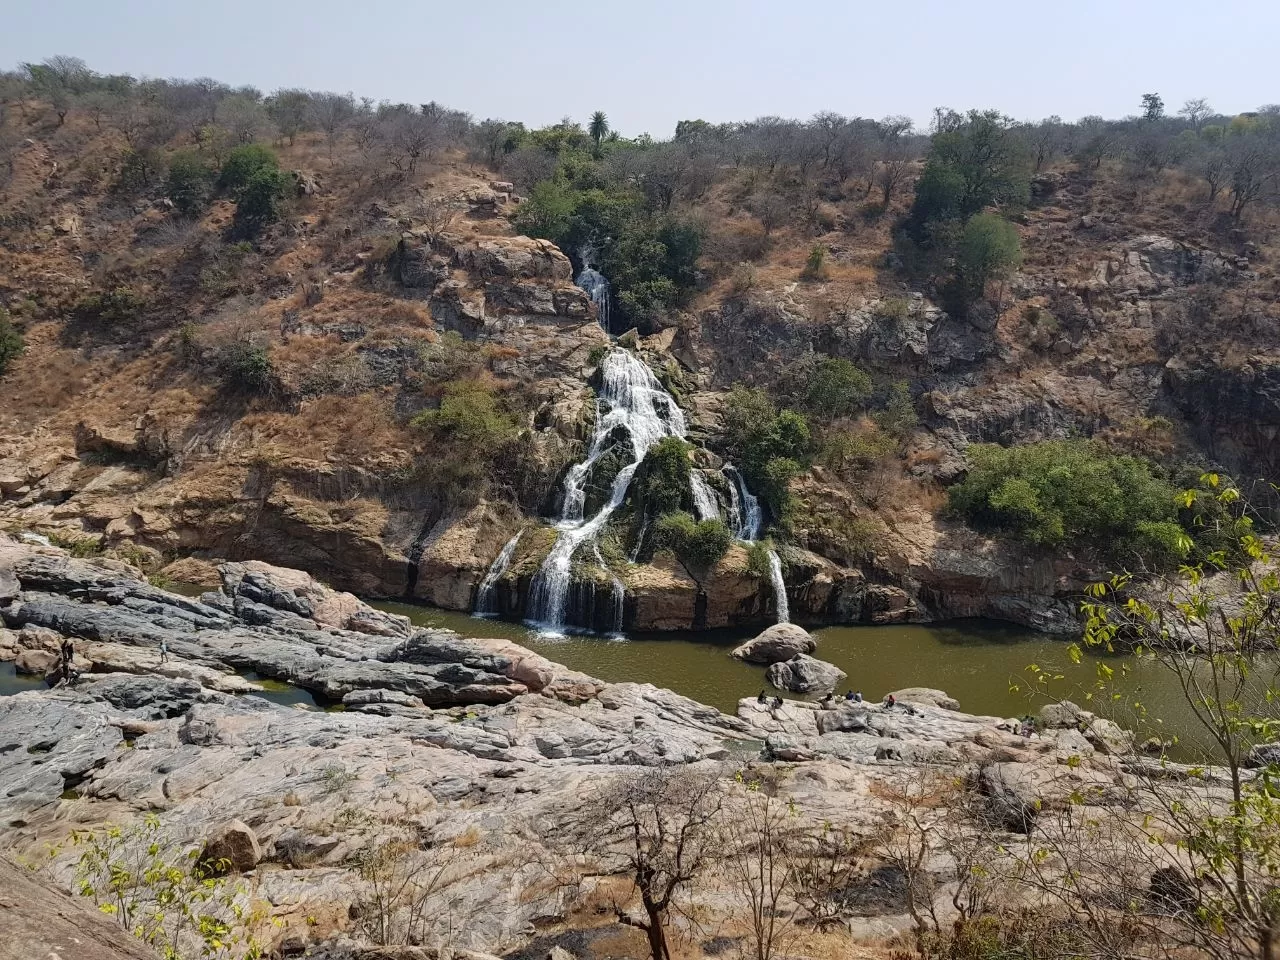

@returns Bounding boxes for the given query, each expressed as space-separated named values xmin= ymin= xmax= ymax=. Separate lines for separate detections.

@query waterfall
xmin=593 ymin=544 xmax=626 ymax=636
xmin=576 ymin=249 xmax=611 ymax=333
xmin=690 ymin=472 xmax=721 ymax=523
xmin=723 ymin=465 xmax=762 ymax=541
xmin=473 ymin=531 xmax=522 ymax=617
xmin=722 ymin=464 xmax=786 ymax=623
xmin=527 ymin=349 xmax=687 ymax=635
xmin=629 ymin=518 xmax=650 ymax=562
xmin=766 ymin=548 xmax=790 ymax=623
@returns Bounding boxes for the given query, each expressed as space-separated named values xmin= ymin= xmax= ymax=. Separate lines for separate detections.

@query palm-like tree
xmin=589 ymin=111 xmax=610 ymax=156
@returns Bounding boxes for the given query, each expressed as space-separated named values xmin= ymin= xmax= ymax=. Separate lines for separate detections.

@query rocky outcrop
xmin=200 ymin=820 xmax=262 ymax=874
xmin=765 ymin=653 xmax=846 ymax=694
xmin=0 ymin=855 xmax=160 ymax=959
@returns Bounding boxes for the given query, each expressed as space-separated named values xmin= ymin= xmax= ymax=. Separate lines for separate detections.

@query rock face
xmin=0 ymin=855 xmax=160 ymax=959
xmin=732 ymin=623 xmax=817 ymax=664
xmin=766 ymin=654 xmax=846 ymax=694
xmin=0 ymin=538 xmax=593 ymax=709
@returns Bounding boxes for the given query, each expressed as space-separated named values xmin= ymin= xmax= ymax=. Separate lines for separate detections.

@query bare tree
xmin=415 ymin=194 xmax=462 ymax=244
xmin=791 ymin=820 xmax=883 ymax=928
xmin=1180 ymin=97 xmax=1215 ymax=135
xmin=577 ymin=769 xmax=725 ymax=960
xmin=748 ymin=192 xmax=790 ymax=236
xmin=721 ymin=781 xmax=801 ymax=960
xmin=311 ymin=91 xmax=354 ymax=161
xmin=1227 ymin=138 xmax=1280 ymax=222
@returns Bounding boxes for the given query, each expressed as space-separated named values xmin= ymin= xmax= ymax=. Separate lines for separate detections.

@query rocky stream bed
xmin=0 ymin=533 xmax=1240 ymax=958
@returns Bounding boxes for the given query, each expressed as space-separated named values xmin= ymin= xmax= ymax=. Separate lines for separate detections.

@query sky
xmin=4 ymin=0 xmax=1278 ymax=137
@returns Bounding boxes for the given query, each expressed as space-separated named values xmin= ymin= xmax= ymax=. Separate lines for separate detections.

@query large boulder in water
xmin=731 ymin=623 xmax=817 ymax=664
xmin=766 ymin=654 xmax=846 ymax=694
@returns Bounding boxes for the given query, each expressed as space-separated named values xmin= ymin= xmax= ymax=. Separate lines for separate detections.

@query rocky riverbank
xmin=0 ymin=535 xmax=1231 ymax=958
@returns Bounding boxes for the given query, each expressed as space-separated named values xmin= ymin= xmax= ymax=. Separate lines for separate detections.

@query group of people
xmin=55 ymin=638 xmax=79 ymax=687
xmin=758 ymin=689 xmax=916 ymax=712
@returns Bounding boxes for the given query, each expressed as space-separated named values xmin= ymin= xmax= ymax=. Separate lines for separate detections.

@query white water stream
xmin=527 ymin=350 xmax=687 ymax=635
xmin=473 ymin=531 xmax=522 ymax=617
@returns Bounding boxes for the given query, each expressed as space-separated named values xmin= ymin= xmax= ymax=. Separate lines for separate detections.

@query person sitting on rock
xmin=884 ymin=694 xmax=897 ymax=709
xmin=820 ymin=692 xmax=834 ymax=707
xmin=771 ymin=696 xmax=783 ymax=709
xmin=854 ymin=690 xmax=863 ymax=703
xmin=844 ymin=689 xmax=855 ymax=701
xmin=757 ymin=690 xmax=768 ymax=704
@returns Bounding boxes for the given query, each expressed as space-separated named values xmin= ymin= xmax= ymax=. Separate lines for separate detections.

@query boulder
xmin=978 ymin=762 xmax=1039 ymax=833
xmin=731 ymin=623 xmax=817 ymax=664
xmin=1039 ymin=700 xmax=1092 ymax=729
xmin=887 ymin=688 xmax=960 ymax=711
xmin=0 ymin=565 xmax=17 ymax=604
xmin=14 ymin=649 xmax=56 ymax=675
xmin=1247 ymin=742 xmax=1280 ymax=768
xmin=815 ymin=704 xmax=870 ymax=734
xmin=766 ymin=654 xmax=846 ymax=694
xmin=199 ymin=820 xmax=261 ymax=874
xmin=1083 ymin=717 xmax=1134 ymax=755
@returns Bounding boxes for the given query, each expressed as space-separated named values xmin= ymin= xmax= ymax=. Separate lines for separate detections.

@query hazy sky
xmin=4 ymin=0 xmax=1277 ymax=136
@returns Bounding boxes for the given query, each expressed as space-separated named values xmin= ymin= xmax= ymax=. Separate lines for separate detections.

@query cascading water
xmin=527 ymin=349 xmax=687 ymax=635
xmin=723 ymin=465 xmax=762 ymax=541
xmin=766 ymin=549 xmax=790 ymax=623
xmin=576 ymin=248 xmax=611 ymax=333
xmin=690 ymin=472 xmax=722 ymax=523
xmin=473 ymin=531 xmax=522 ymax=617
xmin=722 ymin=464 xmax=787 ymax=623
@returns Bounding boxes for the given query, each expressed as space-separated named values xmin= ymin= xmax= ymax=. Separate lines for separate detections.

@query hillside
xmin=1 ymin=67 xmax=1278 ymax=633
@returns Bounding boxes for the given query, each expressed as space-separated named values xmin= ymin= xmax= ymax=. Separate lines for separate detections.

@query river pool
xmin=374 ymin=603 xmax=1279 ymax=758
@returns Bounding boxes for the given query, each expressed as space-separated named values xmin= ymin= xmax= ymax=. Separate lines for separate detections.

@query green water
xmin=240 ymin=672 xmax=321 ymax=709
xmin=0 ymin=661 xmax=46 ymax=697
xmin=373 ymin=603 xmax=1278 ymax=758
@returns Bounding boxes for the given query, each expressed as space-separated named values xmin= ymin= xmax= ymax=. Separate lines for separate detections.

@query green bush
xmin=218 ymin=144 xmax=279 ymax=193
xmin=819 ymin=422 xmax=897 ymax=475
xmin=655 ymin=511 xmax=732 ymax=572
xmin=165 ymin=150 xmax=214 ymax=216
xmin=798 ymin=356 xmax=873 ymax=420
xmin=954 ymin=213 xmax=1022 ymax=302
xmin=723 ymin=387 xmax=813 ymax=520
xmin=412 ymin=380 xmax=518 ymax=449
xmin=73 ymin=288 xmax=144 ymax=326
xmin=632 ymin=437 xmax=692 ymax=516
xmin=217 ymin=341 xmax=274 ymax=394
xmin=873 ymin=380 xmax=919 ymax=438
xmin=0 ymin=311 xmax=24 ymax=376
xmin=232 ymin=166 xmax=290 ymax=237
xmin=947 ymin=439 xmax=1188 ymax=565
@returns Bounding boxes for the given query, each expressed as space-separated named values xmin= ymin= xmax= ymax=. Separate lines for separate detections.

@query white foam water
xmin=473 ymin=531 xmax=522 ymax=617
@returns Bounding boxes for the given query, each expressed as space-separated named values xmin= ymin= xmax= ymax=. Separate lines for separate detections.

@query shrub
xmin=795 ymin=356 xmax=873 ymax=420
xmin=873 ymin=381 xmax=919 ymax=438
xmin=217 ymin=341 xmax=274 ymax=394
xmin=801 ymin=243 xmax=829 ymax=280
xmin=73 ymin=288 xmax=144 ymax=326
xmin=655 ymin=511 xmax=732 ymax=572
xmin=947 ymin=439 xmax=1188 ymax=565
xmin=232 ymin=166 xmax=290 ymax=238
xmin=632 ymin=436 xmax=692 ymax=516
xmin=0 ymin=311 xmax=24 ymax=376
xmin=218 ymin=143 xmax=279 ymax=193
xmin=165 ymin=150 xmax=214 ymax=216
xmin=954 ymin=212 xmax=1022 ymax=302
xmin=412 ymin=380 xmax=518 ymax=449
xmin=819 ymin=421 xmax=897 ymax=475
xmin=723 ymin=387 xmax=813 ymax=520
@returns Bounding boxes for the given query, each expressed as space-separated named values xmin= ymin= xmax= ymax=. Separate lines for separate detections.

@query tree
xmin=947 ymin=438 xmax=1188 ymax=563
xmin=219 ymin=143 xmax=279 ymax=193
xmin=1226 ymin=137 xmax=1280 ymax=222
xmin=577 ymin=770 xmax=724 ymax=960
xmin=23 ymin=55 xmax=91 ymax=125
xmin=722 ymin=781 xmax=801 ymax=960
xmin=310 ymin=91 xmax=353 ymax=160
xmin=1067 ymin=475 xmax=1280 ymax=960
xmin=0 ymin=310 xmax=24 ymax=377
xmin=907 ymin=109 xmax=1030 ymax=240
xmin=266 ymin=88 xmax=312 ymax=145
xmin=165 ymin=150 xmax=213 ymax=216
xmin=1181 ymin=97 xmax=1215 ymax=135
xmin=1142 ymin=92 xmax=1165 ymax=121
xmin=954 ymin=212 xmax=1022 ymax=302
xmin=589 ymin=110 xmax=610 ymax=157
